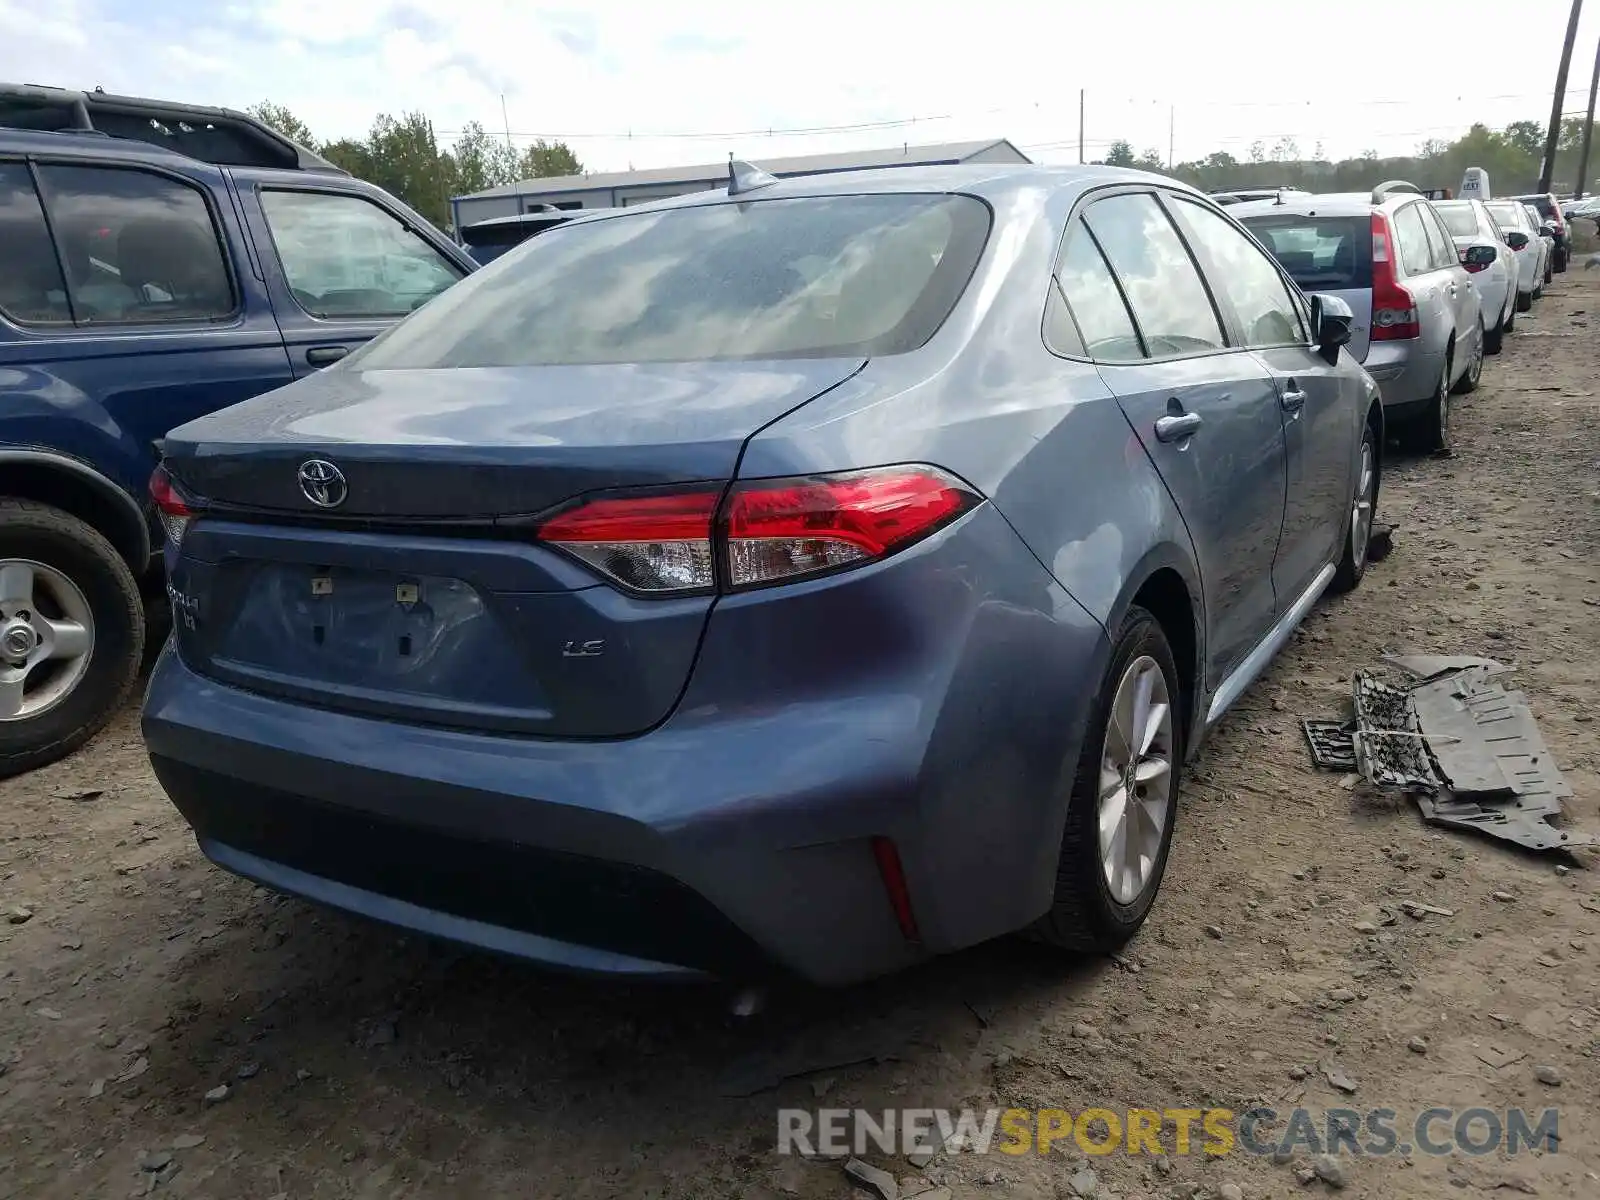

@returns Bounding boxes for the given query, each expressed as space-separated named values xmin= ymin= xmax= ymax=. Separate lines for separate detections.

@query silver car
xmin=1432 ymin=198 xmax=1518 ymax=353
xmin=1235 ymin=182 xmax=1485 ymax=453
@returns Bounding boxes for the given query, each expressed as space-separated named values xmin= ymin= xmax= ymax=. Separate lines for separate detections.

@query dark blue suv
xmin=0 ymin=84 xmax=474 ymax=776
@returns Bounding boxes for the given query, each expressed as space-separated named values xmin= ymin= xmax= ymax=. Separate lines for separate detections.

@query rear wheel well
xmin=0 ymin=463 xmax=148 ymax=574
xmin=1131 ymin=569 xmax=1197 ymax=737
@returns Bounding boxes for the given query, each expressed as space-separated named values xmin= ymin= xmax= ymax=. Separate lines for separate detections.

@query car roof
xmin=601 ymin=162 xmax=1200 ymax=214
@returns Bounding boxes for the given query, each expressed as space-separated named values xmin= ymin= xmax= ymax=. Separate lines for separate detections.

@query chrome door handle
xmin=1281 ymin=387 xmax=1307 ymax=412
xmin=1154 ymin=412 xmax=1202 ymax=443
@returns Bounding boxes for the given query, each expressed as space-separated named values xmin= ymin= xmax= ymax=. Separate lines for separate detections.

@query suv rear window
xmin=352 ymin=194 xmax=992 ymax=368
xmin=1238 ymin=214 xmax=1373 ymax=290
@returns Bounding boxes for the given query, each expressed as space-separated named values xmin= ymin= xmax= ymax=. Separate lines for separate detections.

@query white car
xmin=1484 ymin=199 xmax=1550 ymax=311
xmin=1433 ymin=198 xmax=1518 ymax=352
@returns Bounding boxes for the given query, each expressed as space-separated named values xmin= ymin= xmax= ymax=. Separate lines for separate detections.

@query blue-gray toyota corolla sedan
xmin=142 ymin=164 xmax=1383 ymax=986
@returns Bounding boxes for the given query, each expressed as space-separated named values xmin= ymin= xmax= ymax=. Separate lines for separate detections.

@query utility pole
xmin=1578 ymin=37 xmax=1600 ymax=198
xmin=1078 ymin=89 xmax=1085 ymax=164
xmin=1168 ymin=104 xmax=1175 ymax=171
xmin=1539 ymin=0 xmax=1584 ymax=193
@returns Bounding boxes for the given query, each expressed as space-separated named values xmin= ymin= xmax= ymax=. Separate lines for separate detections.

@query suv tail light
xmin=1370 ymin=211 xmax=1419 ymax=340
xmin=537 ymin=465 xmax=981 ymax=595
xmin=149 ymin=465 xmax=200 ymax=545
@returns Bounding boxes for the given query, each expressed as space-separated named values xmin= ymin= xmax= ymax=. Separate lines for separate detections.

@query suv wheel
xmin=1030 ymin=606 xmax=1181 ymax=953
xmin=1555 ymin=245 xmax=1569 ymax=273
xmin=0 ymin=500 xmax=144 ymax=779
xmin=1516 ymin=287 xmax=1533 ymax=313
xmin=1331 ymin=421 xmax=1378 ymax=593
xmin=1451 ymin=322 xmax=1484 ymax=394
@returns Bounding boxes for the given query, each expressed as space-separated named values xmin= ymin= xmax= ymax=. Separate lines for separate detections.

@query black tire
xmin=1516 ymin=289 xmax=1532 ymax=313
xmin=1555 ymin=246 xmax=1569 ymax=273
xmin=0 ymin=499 xmax=144 ymax=779
xmin=1331 ymin=419 xmax=1379 ymax=593
xmin=1451 ymin=322 xmax=1483 ymax=395
xmin=1484 ymin=317 xmax=1503 ymax=355
xmin=1404 ymin=359 xmax=1452 ymax=455
xmin=1543 ymin=258 xmax=1553 ymax=285
xmin=1030 ymin=606 xmax=1182 ymax=953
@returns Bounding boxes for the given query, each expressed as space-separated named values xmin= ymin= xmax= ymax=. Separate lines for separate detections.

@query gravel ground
xmin=2 ymin=275 xmax=1598 ymax=1200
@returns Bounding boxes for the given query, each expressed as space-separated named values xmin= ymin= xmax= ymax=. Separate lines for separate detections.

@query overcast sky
xmin=6 ymin=0 xmax=1600 ymax=176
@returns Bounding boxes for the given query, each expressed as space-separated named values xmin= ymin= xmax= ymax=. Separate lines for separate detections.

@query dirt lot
xmin=3 ymin=276 xmax=1599 ymax=1200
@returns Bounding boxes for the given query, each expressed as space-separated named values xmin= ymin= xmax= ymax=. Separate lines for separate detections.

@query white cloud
xmin=3 ymin=0 xmax=1599 ymax=174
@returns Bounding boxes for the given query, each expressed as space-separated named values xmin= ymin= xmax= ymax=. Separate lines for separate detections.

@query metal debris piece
xmin=1303 ymin=720 xmax=1357 ymax=771
xmin=1475 ymin=1043 xmax=1526 ymax=1069
xmin=844 ymin=1157 xmax=898 ymax=1199
xmin=1304 ymin=656 xmax=1594 ymax=853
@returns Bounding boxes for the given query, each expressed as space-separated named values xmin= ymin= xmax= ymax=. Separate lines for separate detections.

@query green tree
xmin=1135 ymin=148 xmax=1166 ymax=172
xmin=361 ymin=112 xmax=453 ymax=227
xmin=1503 ymin=120 xmax=1544 ymax=158
xmin=247 ymin=101 xmax=318 ymax=148
xmin=320 ymin=137 xmax=374 ymax=178
xmin=450 ymin=121 xmax=522 ymax=195
xmin=1103 ymin=140 xmax=1136 ymax=167
xmin=518 ymin=138 xmax=583 ymax=179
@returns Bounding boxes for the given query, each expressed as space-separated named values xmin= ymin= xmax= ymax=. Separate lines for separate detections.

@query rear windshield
xmin=1239 ymin=214 xmax=1373 ymax=290
xmin=1486 ymin=202 xmax=1523 ymax=227
xmin=1519 ymin=195 xmax=1555 ymax=216
xmin=1435 ymin=205 xmax=1478 ymax=238
xmin=353 ymin=194 xmax=991 ymax=368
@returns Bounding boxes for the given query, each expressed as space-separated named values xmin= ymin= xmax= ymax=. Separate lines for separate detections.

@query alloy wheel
xmin=1097 ymin=655 xmax=1175 ymax=905
xmin=1351 ymin=438 xmax=1376 ymax=571
xmin=0 ymin=559 xmax=95 ymax=721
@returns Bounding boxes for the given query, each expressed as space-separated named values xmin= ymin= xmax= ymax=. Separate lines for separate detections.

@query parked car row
xmin=1229 ymin=180 xmax=1556 ymax=454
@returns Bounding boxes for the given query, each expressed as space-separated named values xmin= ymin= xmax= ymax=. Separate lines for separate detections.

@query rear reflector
xmin=149 ymin=465 xmax=197 ymax=545
xmin=535 ymin=465 xmax=980 ymax=595
xmin=871 ymin=836 xmax=922 ymax=942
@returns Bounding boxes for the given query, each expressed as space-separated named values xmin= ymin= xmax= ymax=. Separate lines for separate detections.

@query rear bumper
xmin=1362 ymin=341 xmax=1443 ymax=411
xmin=142 ymin=504 xmax=1109 ymax=985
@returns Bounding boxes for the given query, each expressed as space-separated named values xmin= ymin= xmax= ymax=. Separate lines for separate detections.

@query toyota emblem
xmin=297 ymin=459 xmax=348 ymax=508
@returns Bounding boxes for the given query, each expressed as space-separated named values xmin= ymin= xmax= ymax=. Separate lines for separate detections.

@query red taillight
xmin=536 ymin=489 xmax=720 ymax=593
xmin=1370 ymin=212 xmax=1419 ymax=340
xmin=723 ymin=466 xmax=977 ymax=590
xmin=535 ymin=465 xmax=980 ymax=595
xmin=148 ymin=465 xmax=198 ymax=544
xmin=871 ymin=836 xmax=921 ymax=943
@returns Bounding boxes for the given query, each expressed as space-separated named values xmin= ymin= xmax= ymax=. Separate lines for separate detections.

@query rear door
xmin=1419 ymin=201 xmax=1478 ymax=347
xmin=1165 ymin=194 xmax=1354 ymax=606
xmin=1059 ymin=190 xmax=1287 ymax=686
xmin=0 ymin=156 xmax=292 ymax=497
xmin=1390 ymin=201 xmax=1452 ymax=359
xmin=1239 ymin=210 xmax=1373 ymax=363
xmin=229 ymin=170 xmax=472 ymax=378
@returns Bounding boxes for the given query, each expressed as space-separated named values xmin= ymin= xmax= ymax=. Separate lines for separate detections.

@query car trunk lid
xmin=160 ymin=358 xmax=865 ymax=737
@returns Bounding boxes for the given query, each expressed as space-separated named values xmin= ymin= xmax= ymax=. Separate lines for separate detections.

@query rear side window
xmin=353 ymin=194 xmax=991 ymax=367
xmin=1390 ymin=203 xmax=1433 ymax=276
xmin=1240 ymin=214 xmax=1373 ymax=290
xmin=36 ymin=164 xmax=235 ymax=323
xmin=1081 ymin=193 xmax=1225 ymax=357
xmin=1054 ymin=220 xmax=1142 ymax=361
xmin=0 ymin=163 xmax=71 ymax=324
xmin=1419 ymin=205 xmax=1458 ymax=270
xmin=261 ymin=190 xmax=463 ymax=319
xmin=1436 ymin=205 xmax=1478 ymax=238
xmin=1166 ymin=197 xmax=1304 ymax=348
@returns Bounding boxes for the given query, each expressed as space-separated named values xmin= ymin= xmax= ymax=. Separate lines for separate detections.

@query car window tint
xmin=0 ymin=163 xmax=71 ymax=324
xmin=1167 ymin=197 xmax=1304 ymax=348
xmin=261 ymin=191 xmax=463 ymax=319
xmin=1239 ymin=214 xmax=1373 ymax=290
xmin=1390 ymin=203 xmax=1432 ymax=276
xmin=1081 ymin=193 xmax=1224 ymax=356
xmin=34 ymin=164 xmax=234 ymax=323
xmin=353 ymin=194 xmax=991 ymax=367
xmin=1054 ymin=220 xmax=1143 ymax=362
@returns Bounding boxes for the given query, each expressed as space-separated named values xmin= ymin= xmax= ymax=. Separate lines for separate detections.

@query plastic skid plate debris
xmin=1303 ymin=656 xmax=1594 ymax=852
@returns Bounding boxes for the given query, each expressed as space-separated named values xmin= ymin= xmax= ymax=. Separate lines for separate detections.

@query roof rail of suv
xmin=0 ymin=82 xmax=347 ymax=174
xmin=1370 ymin=180 xmax=1422 ymax=204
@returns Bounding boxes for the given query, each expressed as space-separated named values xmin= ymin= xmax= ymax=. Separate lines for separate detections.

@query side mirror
xmin=1462 ymin=243 xmax=1498 ymax=268
xmin=1505 ymin=230 xmax=1530 ymax=251
xmin=1540 ymin=221 xmax=1557 ymax=237
xmin=1310 ymin=293 xmax=1353 ymax=364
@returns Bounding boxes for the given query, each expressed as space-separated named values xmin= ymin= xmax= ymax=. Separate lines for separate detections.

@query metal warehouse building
xmin=450 ymin=138 xmax=1030 ymax=231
